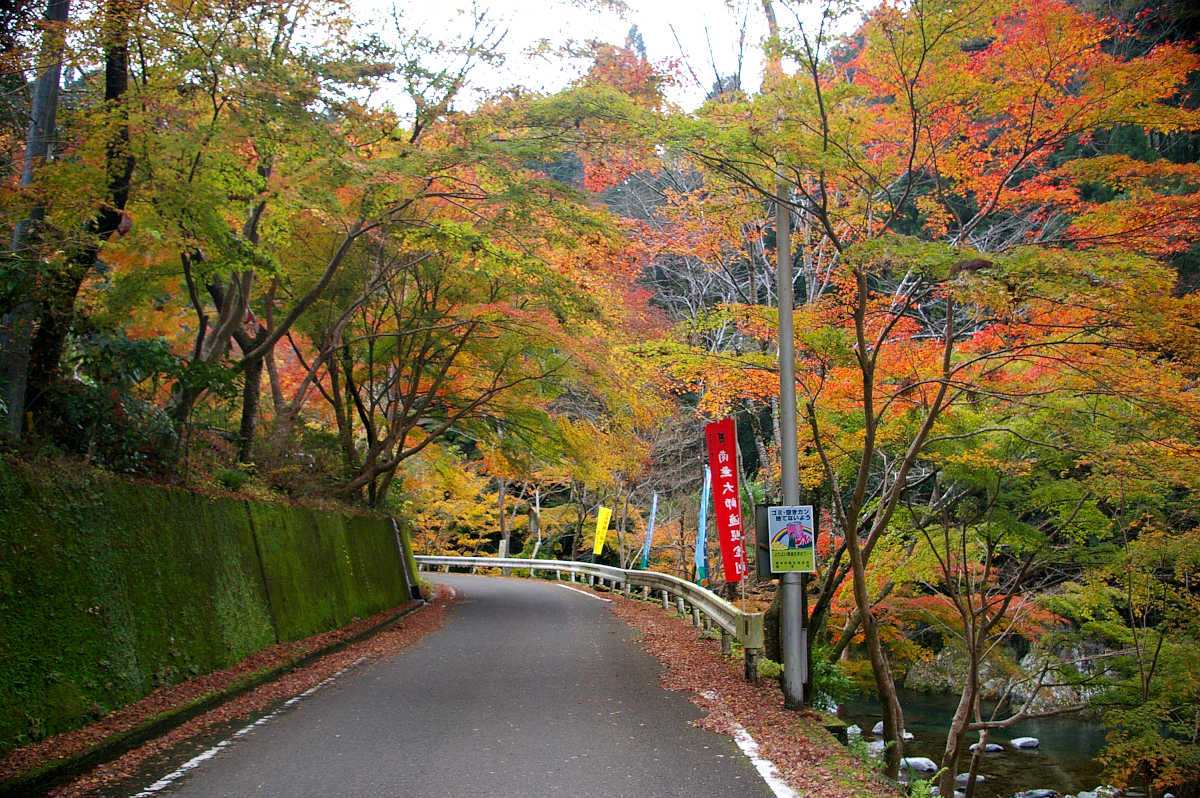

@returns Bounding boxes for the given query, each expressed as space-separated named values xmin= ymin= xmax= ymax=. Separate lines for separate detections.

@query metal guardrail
xmin=415 ymin=555 xmax=765 ymax=681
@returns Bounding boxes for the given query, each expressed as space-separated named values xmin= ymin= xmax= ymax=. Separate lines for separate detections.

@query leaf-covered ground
xmin=607 ymin=591 xmax=902 ymax=798
xmin=1 ymin=588 xmax=454 ymax=797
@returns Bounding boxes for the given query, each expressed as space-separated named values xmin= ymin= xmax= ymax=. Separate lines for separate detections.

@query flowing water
xmin=838 ymin=689 xmax=1110 ymax=797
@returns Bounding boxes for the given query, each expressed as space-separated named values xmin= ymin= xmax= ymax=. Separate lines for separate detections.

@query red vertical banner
xmin=704 ymin=417 xmax=747 ymax=583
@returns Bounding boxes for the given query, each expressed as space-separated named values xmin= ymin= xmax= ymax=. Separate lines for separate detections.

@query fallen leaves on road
xmin=607 ymin=593 xmax=902 ymax=798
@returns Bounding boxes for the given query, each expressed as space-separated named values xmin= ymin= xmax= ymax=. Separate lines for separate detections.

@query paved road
xmin=139 ymin=573 xmax=774 ymax=798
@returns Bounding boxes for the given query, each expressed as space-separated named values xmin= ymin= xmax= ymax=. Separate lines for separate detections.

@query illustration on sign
xmin=767 ymin=505 xmax=816 ymax=573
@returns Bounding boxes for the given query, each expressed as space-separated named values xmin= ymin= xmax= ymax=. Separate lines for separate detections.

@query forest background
xmin=1 ymin=0 xmax=1198 ymax=795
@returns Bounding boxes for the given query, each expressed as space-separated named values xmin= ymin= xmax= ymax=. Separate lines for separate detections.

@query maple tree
xmin=642 ymin=0 xmax=1200 ymax=781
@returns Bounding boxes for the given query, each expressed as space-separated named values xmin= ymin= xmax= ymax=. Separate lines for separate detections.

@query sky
xmin=361 ymin=0 xmax=776 ymax=109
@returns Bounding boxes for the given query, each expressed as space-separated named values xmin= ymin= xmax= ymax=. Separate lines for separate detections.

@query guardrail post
xmin=623 ymin=583 xmax=631 ymax=597
xmin=692 ymin=607 xmax=702 ymax=627
xmin=588 ymin=575 xmax=595 ymax=587
xmin=745 ymin=649 xmax=760 ymax=682
xmin=676 ymin=597 xmax=686 ymax=616
xmin=721 ymin=630 xmax=732 ymax=657
xmin=441 ymin=565 xmax=449 ymax=573
xmin=471 ymin=566 xmax=478 ymax=574
xmin=570 ymin=572 xmax=576 ymax=583
xmin=642 ymin=585 xmax=650 ymax=600
xmin=660 ymin=590 xmax=670 ymax=610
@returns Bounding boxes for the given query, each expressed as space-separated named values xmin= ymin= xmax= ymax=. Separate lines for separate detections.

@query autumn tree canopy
xmin=2 ymin=0 xmax=1198 ymax=793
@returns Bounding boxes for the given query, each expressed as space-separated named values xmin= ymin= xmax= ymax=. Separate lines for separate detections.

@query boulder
xmin=846 ymin=724 xmax=862 ymax=737
xmin=867 ymin=740 xmax=887 ymax=755
xmin=901 ymin=756 xmax=939 ymax=773
xmin=1012 ymin=790 xmax=1058 ymax=798
xmin=1010 ymin=736 xmax=1040 ymax=749
xmin=955 ymin=773 xmax=987 ymax=786
xmin=969 ymin=742 xmax=1005 ymax=752
xmin=871 ymin=720 xmax=913 ymax=739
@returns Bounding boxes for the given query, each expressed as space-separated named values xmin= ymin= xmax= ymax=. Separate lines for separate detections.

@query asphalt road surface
xmin=135 ymin=573 xmax=775 ymax=798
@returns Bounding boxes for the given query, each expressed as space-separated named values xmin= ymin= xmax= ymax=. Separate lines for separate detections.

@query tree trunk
xmin=846 ymin=516 xmax=905 ymax=777
xmin=938 ymin=652 xmax=978 ymax=797
xmin=2 ymin=0 xmax=70 ymax=440
xmin=529 ymin=487 xmax=542 ymax=558
xmin=27 ymin=0 xmax=135 ymax=415
xmin=498 ymin=477 xmax=509 ymax=553
xmin=237 ymin=348 xmax=264 ymax=463
xmin=617 ymin=489 xmax=629 ymax=566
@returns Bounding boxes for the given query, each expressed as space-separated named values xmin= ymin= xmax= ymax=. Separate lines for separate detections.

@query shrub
xmin=216 ymin=467 xmax=251 ymax=491
xmin=39 ymin=380 xmax=178 ymax=474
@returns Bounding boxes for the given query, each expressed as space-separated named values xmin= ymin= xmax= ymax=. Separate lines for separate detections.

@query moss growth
xmin=0 ymin=459 xmax=415 ymax=756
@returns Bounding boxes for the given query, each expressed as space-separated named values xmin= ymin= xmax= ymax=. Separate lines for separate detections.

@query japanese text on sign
xmin=704 ymin=418 xmax=746 ymax=582
xmin=767 ymin=505 xmax=816 ymax=573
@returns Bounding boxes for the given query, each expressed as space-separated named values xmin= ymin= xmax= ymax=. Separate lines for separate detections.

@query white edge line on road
xmin=555 ymin=583 xmax=612 ymax=602
xmin=130 ymin=659 xmax=366 ymax=797
xmin=731 ymin=722 xmax=801 ymax=798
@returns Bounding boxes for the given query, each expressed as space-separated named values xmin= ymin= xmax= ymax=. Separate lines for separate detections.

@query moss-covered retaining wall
xmin=0 ymin=460 xmax=417 ymax=757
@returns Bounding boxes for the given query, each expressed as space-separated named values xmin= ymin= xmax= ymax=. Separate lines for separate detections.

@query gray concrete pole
xmin=776 ymin=187 xmax=807 ymax=710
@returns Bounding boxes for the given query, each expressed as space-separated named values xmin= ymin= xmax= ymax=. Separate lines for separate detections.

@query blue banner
xmin=640 ymin=491 xmax=658 ymax=569
xmin=695 ymin=465 xmax=711 ymax=584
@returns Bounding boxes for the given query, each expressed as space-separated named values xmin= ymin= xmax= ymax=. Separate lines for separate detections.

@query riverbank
xmin=838 ymin=689 xmax=1108 ymax=798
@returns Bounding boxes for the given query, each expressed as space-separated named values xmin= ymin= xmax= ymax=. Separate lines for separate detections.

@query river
xmin=838 ymin=688 xmax=1110 ymax=797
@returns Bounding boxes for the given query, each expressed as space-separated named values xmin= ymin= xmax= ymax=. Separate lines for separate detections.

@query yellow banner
xmin=592 ymin=506 xmax=613 ymax=555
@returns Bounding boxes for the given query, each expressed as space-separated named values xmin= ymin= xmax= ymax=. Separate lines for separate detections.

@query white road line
xmin=555 ymin=583 xmax=612 ymax=602
xmin=730 ymin=722 xmax=800 ymax=798
xmin=131 ymin=660 xmax=365 ymax=797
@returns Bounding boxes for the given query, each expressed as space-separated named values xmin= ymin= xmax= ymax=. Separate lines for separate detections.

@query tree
xmin=2 ymin=0 xmax=71 ymax=439
xmin=653 ymin=0 xmax=1200 ymax=777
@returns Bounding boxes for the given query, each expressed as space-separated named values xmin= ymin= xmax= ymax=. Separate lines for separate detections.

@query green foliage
xmin=757 ymin=656 xmax=784 ymax=682
xmin=68 ymin=332 xmax=179 ymax=392
xmin=38 ymin=381 xmax=179 ymax=475
xmin=845 ymin=728 xmax=874 ymax=765
xmin=906 ymin=772 xmax=943 ymax=798
xmin=215 ymin=467 xmax=251 ymax=491
xmin=27 ymin=330 xmax=186 ymax=474
xmin=810 ymin=644 xmax=857 ymax=706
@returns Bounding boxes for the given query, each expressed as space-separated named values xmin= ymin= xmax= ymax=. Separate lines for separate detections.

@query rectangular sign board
xmin=767 ymin=505 xmax=816 ymax=573
xmin=704 ymin=418 xmax=747 ymax=582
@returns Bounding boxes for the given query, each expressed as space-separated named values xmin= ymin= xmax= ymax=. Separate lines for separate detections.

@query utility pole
xmin=775 ymin=182 xmax=808 ymax=710
xmin=761 ymin=0 xmax=807 ymax=710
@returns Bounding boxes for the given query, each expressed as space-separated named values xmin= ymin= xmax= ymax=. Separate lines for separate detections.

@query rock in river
xmin=1010 ymin=736 xmax=1040 ymax=749
xmin=870 ymin=720 xmax=914 ymax=739
xmin=901 ymin=756 xmax=938 ymax=773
